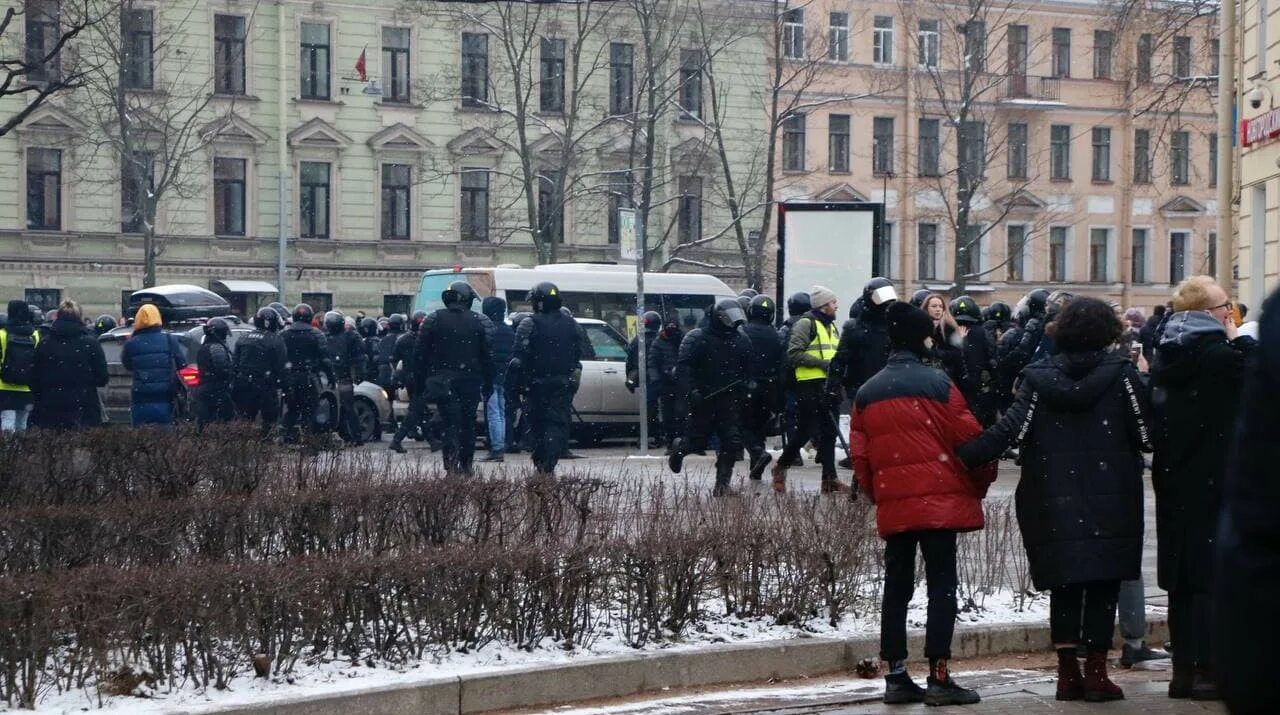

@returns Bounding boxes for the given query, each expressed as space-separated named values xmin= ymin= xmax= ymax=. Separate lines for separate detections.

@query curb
xmin=188 ymin=619 xmax=1169 ymax=715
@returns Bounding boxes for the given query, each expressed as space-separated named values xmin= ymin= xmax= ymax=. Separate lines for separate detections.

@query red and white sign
xmin=1243 ymin=107 xmax=1280 ymax=147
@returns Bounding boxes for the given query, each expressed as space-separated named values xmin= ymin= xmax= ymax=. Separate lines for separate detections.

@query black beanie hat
xmin=887 ymin=301 xmax=933 ymax=355
xmin=7 ymin=300 xmax=30 ymax=324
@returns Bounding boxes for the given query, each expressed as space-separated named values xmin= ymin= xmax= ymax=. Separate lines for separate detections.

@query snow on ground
xmin=10 ymin=587 xmax=1107 ymax=714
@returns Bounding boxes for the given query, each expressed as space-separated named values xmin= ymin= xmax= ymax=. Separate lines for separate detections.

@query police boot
xmin=667 ymin=438 xmax=686 ymax=474
xmin=748 ymin=451 xmax=772 ymax=481
xmin=711 ymin=456 xmax=738 ymax=497
xmin=388 ymin=439 xmax=406 ymax=454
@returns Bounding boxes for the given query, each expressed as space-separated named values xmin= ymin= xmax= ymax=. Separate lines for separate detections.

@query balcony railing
xmin=1001 ymin=74 xmax=1061 ymax=102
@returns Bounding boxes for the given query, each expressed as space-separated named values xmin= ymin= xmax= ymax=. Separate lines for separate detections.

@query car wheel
xmin=314 ymin=391 xmax=338 ymax=431
xmin=353 ymin=397 xmax=380 ymax=443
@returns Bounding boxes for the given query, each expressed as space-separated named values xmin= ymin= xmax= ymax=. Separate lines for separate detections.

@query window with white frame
xmin=1007 ymin=122 xmax=1028 ymax=179
xmin=214 ymin=15 xmax=246 ymax=95
xmin=1093 ymin=30 xmax=1114 ymax=79
xmin=26 ymin=147 xmax=61 ymax=230
xmin=1049 ymin=226 xmax=1068 ymax=281
xmin=918 ymin=19 xmax=939 ymax=68
xmin=1089 ymin=227 xmax=1110 ymax=282
xmin=539 ymin=37 xmax=565 ymax=113
xmin=873 ymin=16 xmax=894 ymax=65
xmin=873 ymin=116 xmax=895 ymax=174
xmin=299 ymin=161 xmax=331 ymax=239
xmin=1170 ymin=130 xmax=1190 ymax=185
xmin=300 ymin=22 xmax=330 ymax=100
xmin=1006 ymin=224 xmax=1025 ymax=281
xmin=828 ymin=12 xmax=848 ymax=61
xmin=25 ymin=0 xmax=61 ymax=83
xmin=122 ymin=8 xmax=154 ymax=90
xmin=782 ymin=9 xmax=804 ymax=60
xmin=917 ymin=222 xmax=937 ymax=280
xmin=460 ymin=167 xmax=489 ymax=242
xmin=1091 ymin=127 xmax=1111 ymax=182
xmin=1169 ymin=231 xmax=1188 ymax=283
xmin=382 ymin=27 xmax=411 ymax=103
xmin=782 ymin=113 xmax=806 ymax=171
xmin=1050 ymin=124 xmax=1071 ymax=180
xmin=828 ymin=114 xmax=850 ymax=173
xmin=1132 ymin=228 xmax=1148 ymax=283
xmin=918 ymin=118 xmax=940 ymax=176
xmin=1051 ymin=27 xmax=1071 ymax=78
xmin=381 ymin=163 xmax=411 ymax=240
xmin=461 ymin=32 xmax=488 ymax=107
xmin=874 ymin=221 xmax=893 ymax=277
xmin=213 ymin=157 xmax=247 ymax=236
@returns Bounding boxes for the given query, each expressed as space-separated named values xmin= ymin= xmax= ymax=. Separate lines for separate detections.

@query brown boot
xmin=1055 ymin=648 xmax=1084 ymax=701
xmin=820 ymin=480 xmax=850 ymax=494
xmin=771 ymin=462 xmax=787 ymax=493
xmin=1083 ymin=649 xmax=1124 ymax=702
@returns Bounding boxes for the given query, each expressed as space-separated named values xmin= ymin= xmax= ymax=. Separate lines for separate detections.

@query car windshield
xmin=582 ymin=323 xmax=627 ymax=362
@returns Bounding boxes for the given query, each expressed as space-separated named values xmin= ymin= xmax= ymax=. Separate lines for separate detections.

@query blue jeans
xmin=0 ymin=404 xmax=32 ymax=432
xmin=486 ymin=385 xmax=506 ymax=454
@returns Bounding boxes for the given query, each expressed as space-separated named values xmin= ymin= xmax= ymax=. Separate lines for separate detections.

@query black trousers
xmin=233 ymin=384 xmax=280 ymax=435
xmin=281 ymin=373 xmax=318 ymax=440
xmin=1168 ymin=589 xmax=1212 ymax=669
xmin=393 ymin=385 xmax=428 ymax=443
xmin=335 ymin=380 xmax=362 ymax=443
xmin=527 ymin=377 xmax=573 ymax=474
xmin=660 ymin=389 xmax=686 ymax=445
xmin=195 ymin=384 xmax=236 ymax=427
xmin=437 ymin=377 xmax=481 ymax=474
xmin=881 ymin=530 xmax=958 ymax=662
xmin=742 ymin=381 xmax=776 ymax=464
xmin=777 ymin=380 xmax=836 ymax=479
xmin=683 ymin=391 xmax=744 ymax=490
xmin=1050 ymin=581 xmax=1121 ymax=649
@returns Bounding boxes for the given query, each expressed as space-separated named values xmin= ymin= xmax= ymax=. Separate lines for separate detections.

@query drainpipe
xmin=277 ymin=0 xmax=290 ymax=304
xmin=1216 ymin=0 xmax=1235 ymax=294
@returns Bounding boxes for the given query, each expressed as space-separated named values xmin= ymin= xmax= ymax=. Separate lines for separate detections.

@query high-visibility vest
xmin=795 ymin=317 xmax=837 ymax=382
xmin=0 ymin=329 xmax=38 ymax=393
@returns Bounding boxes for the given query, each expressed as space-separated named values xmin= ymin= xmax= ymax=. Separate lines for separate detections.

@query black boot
xmin=667 ymin=438 xmax=686 ymax=474
xmin=883 ymin=671 xmax=927 ymax=704
xmin=748 ymin=452 xmax=772 ymax=481
xmin=388 ymin=439 xmax=406 ymax=454
xmin=1191 ymin=666 xmax=1220 ymax=701
xmin=1169 ymin=659 xmax=1193 ymax=699
xmin=925 ymin=659 xmax=980 ymax=706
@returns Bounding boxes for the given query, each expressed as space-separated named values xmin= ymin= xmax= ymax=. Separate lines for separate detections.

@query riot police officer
xmin=950 ymin=295 xmax=997 ymax=426
xmin=651 ymin=312 xmax=685 ymax=455
xmin=232 ymin=307 xmax=289 ymax=435
xmin=828 ymin=277 xmax=897 ymax=401
xmin=93 ymin=315 xmax=117 ymax=336
xmin=668 ymin=298 xmax=751 ymax=497
xmin=376 ymin=314 xmax=405 ymax=398
xmin=625 ymin=310 xmax=663 ymax=446
xmin=325 ymin=311 xmax=367 ymax=445
xmin=280 ymin=304 xmax=334 ymax=442
xmin=996 ymin=288 xmax=1050 ymax=388
xmin=193 ymin=317 xmax=235 ymax=427
xmin=510 ymin=282 xmax=584 ymax=475
xmin=359 ymin=317 xmax=381 ymax=383
xmin=389 ymin=310 xmax=431 ymax=446
xmin=742 ymin=295 xmax=783 ymax=481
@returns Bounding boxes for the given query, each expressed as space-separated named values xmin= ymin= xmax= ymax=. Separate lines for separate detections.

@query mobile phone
xmin=1130 ymin=341 xmax=1142 ymax=360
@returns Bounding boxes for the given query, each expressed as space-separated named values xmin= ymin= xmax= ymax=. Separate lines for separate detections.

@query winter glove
xmin=625 ymin=379 xmax=637 ymax=393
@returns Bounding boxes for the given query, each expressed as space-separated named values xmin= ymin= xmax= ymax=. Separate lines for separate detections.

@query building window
xmin=539 ymin=37 xmax=565 ymax=113
xmin=1093 ymin=30 xmax=1113 ymax=79
xmin=873 ymin=116 xmax=895 ymax=175
xmin=25 ymin=0 xmax=61 ymax=83
xmin=1091 ymin=127 xmax=1111 ymax=182
xmin=461 ymin=32 xmax=488 ymax=107
xmin=1169 ymin=231 xmax=1188 ymax=283
xmin=1049 ymin=226 xmax=1067 ymax=282
xmin=1210 ymin=39 xmax=1220 ymax=77
xmin=300 ymin=22 xmax=330 ymax=100
xmin=609 ymin=42 xmax=633 ymax=115
xmin=1134 ymin=129 xmax=1151 ymax=184
xmin=1208 ymin=133 xmax=1218 ymax=187
xmin=1007 ymin=24 xmax=1028 ymax=76
xmin=299 ymin=161 xmax=330 ymax=239
xmin=383 ymin=294 xmax=412 ymax=316
xmin=213 ymin=157 xmax=246 ymax=236
xmin=1008 ymin=122 xmax=1028 ymax=179
xmin=959 ymin=224 xmax=982 ymax=276
xmin=606 ymin=170 xmax=633 ymax=244
xmin=26 ymin=147 xmax=61 ymax=230
xmin=25 ymin=288 xmax=61 ymax=313
xmin=1171 ymin=130 xmax=1190 ymax=185
xmin=537 ymin=170 xmax=564 ymax=244
xmin=1089 ymin=228 xmax=1109 ymax=282
xmin=958 ymin=121 xmax=985 ymax=181
xmin=1173 ymin=36 xmax=1191 ymax=78
xmin=1050 ymin=124 xmax=1071 ymax=180
xmin=1132 ymin=228 xmax=1148 ymax=283
xmin=782 ymin=113 xmax=806 ymax=171
xmin=874 ymin=221 xmax=893 ymax=277
xmin=873 ymin=16 xmax=894 ymax=65
xmin=828 ymin=114 xmax=850 ymax=173
xmin=1207 ymin=231 xmax=1218 ymax=276
xmin=829 ymin=12 xmax=849 ymax=61
xmin=214 ymin=15 xmax=246 ymax=95
xmin=121 ymin=151 xmax=153 ymax=234
xmin=121 ymin=9 xmax=154 ymax=90
xmin=1006 ymin=224 xmax=1025 ymax=281
xmin=460 ymin=167 xmax=489 ymax=242
xmin=300 ymin=292 xmax=332 ymax=313
xmin=678 ymin=50 xmax=702 ymax=120
xmin=1137 ymin=34 xmax=1153 ymax=83
xmin=916 ymin=118 xmax=940 ymax=176
xmin=380 ymin=164 xmax=411 ymax=240
xmin=1051 ymin=27 xmax=1071 ymax=78
xmin=678 ymin=176 xmax=702 ymax=244
xmin=918 ymin=19 xmax=939 ymax=68
xmin=917 ymin=223 xmax=937 ymax=280
xmin=383 ymin=27 xmax=411 ymax=103
xmin=964 ymin=20 xmax=985 ymax=73
xmin=782 ymin=9 xmax=804 ymax=60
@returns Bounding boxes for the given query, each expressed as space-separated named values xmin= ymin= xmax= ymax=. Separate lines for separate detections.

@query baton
xmin=829 ymin=410 xmax=850 ymax=454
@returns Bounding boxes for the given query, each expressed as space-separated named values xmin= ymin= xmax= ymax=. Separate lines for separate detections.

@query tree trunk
xmin=143 ymin=225 xmax=157 ymax=288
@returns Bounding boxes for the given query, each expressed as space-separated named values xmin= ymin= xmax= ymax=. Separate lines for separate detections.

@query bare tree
xmin=0 ymin=0 xmax=105 ymax=136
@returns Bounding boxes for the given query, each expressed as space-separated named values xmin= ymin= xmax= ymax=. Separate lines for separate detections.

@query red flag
xmin=355 ymin=48 xmax=368 ymax=82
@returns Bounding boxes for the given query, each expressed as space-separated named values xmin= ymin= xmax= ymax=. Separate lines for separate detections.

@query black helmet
xmin=982 ymin=301 xmax=1012 ymax=324
xmin=736 ymin=295 xmax=752 ymax=313
xmin=530 ymin=282 xmax=563 ymax=314
xmin=359 ymin=317 xmax=378 ymax=338
xmin=786 ymin=292 xmax=811 ymax=317
xmin=738 ymin=288 xmax=759 ymax=300
xmin=949 ymin=296 xmax=982 ymax=326
xmin=387 ymin=313 xmax=407 ymax=332
xmin=862 ymin=277 xmax=897 ymax=308
xmin=711 ymin=298 xmax=746 ymax=331
xmin=0 ymin=314 xmax=6 ymax=329
xmin=642 ymin=310 xmax=662 ymax=333
xmin=93 ymin=314 xmax=117 ymax=335
xmin=410 ymin=310 xmax=428 ymax=332
xmin=909 ymin=289 xmax=932 ymax=308
xmin=267 ymin=301 xmax=289 ymax=324
xmin=1024 ymin=288 xmax=1051 ymax=317
xmin=323 ymin=310 xmax=345 ymax=335
xmin=29 ymin=306 xmax=44 ymax=325
xmin=45 ymin=309 xmax=57 ymax=325
xmin=254 ymin=306 xmax=282 ymax=331
xmin=442 ymin=281 xmax=476 ymax=309
xmin=748 ymin=294 xmax=776 ymax=323
xmin=203 ymin=317 xmax=230 ymax=342
xmin=292 ymin=303 xmax=315 ymax=325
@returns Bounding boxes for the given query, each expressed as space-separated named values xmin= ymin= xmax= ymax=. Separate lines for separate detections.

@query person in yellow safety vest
xmin=771 ymin=286 xmax=853 ymax=495
xmin=0 ymin=301 xmax=40 ymax=433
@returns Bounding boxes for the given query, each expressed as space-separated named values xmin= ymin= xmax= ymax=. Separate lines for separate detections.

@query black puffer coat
xmin=958 ymin=351 xmax=1150 ymax=590
xmin=29 ymin=318 xmax=109 ymax=429
xmin=1151 ymin=311 xmax=1254 ymax=593
xmin=827 ymin=301 xmax=891 ymax=398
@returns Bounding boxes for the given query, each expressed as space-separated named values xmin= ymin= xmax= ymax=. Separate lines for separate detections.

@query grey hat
xmin=809 ymin=285 xmax=838 ymax=310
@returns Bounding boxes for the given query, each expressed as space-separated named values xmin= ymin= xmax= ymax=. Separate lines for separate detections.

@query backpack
xmin=1 ymin=330 xmax=38 ymax=385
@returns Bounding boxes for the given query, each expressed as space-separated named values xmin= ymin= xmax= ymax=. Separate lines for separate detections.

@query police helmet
xmin=359 ymin=317 xmax=378 ymax=338
xmin=292 ymin=304 xmax=315 ymax=325
xmin=203 ymin=317 xmax=230 ymax=342
xmin=29 ymin=306 xmax=45 ymax=325
xmin=442 ymin=281 xmax=476 ymax=309
xmin=410 ymin=310 xmax=428 ymax=332
xmin=344 ymin=316 xmax=356 ymax=332
xmin=786 ymin=292 xmax=811 ymax=317
xmin=323 ymin=311 xmax=345 ymax=335
xmin=1024 ymin=288 xmax=1051 ymax=317
xmin=45 ymin=309 xmax=57 ymax=325
xmin=253 ymin=307 xmax=282 ymax=331
xmin=748 ymin=294 xmax=776 ymax=323
xmin=736 ymin=295 xmax=752 ymax=313
xmin=643 ymin=310 xmax=662 ymax=333
xmin=949 ymin=296 xmax=983 ymax=326
xmin=387 ymin=313 xmax=407 ymax=332
xmin=738 ymin=288 xmax=759 ymax=300
xmin=909 ymin=289 xmax=932 ymax=308
xmin=863 ymin=277 xmax=897 ymax=307
xmin=530 ymin=282 xmax=563 ymax=314
xmin=711 ymin=298 xmax=747 ymax=331
xmin=982 ymin=301 xmax=1012 ymax=324
xmin=93 ymin=314 xmax=117 ymax=335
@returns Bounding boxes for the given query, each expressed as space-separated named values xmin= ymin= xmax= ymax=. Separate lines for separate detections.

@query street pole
xmin=635 ymin=211 xmax=649 ymax=457
xmin=276 ymin=0 xmax=289 ymax=305
xmin=1216 ymin=0 xmax=1236 ymax=294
